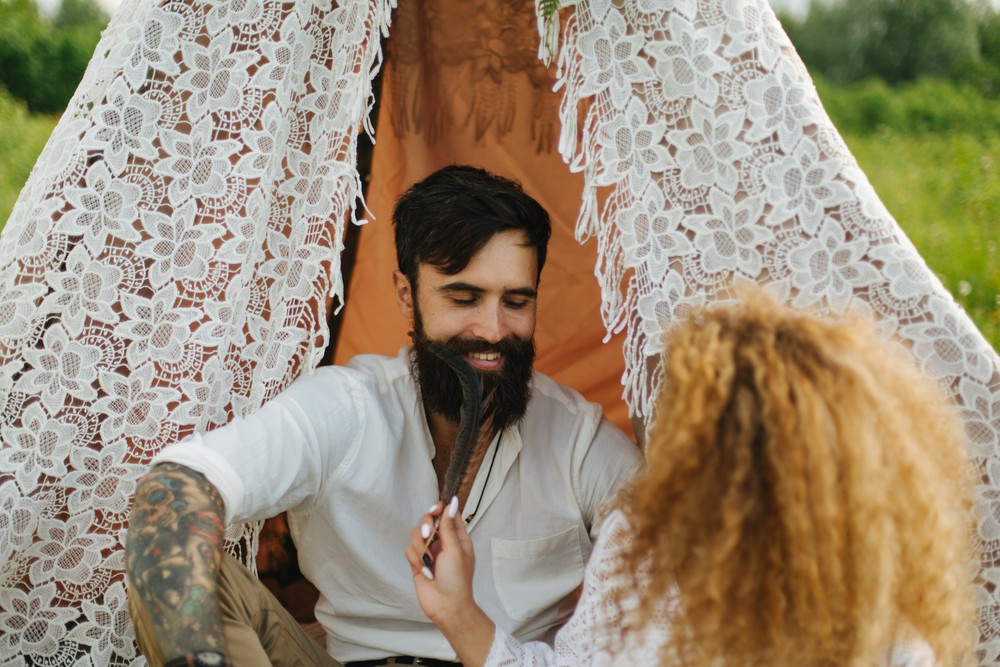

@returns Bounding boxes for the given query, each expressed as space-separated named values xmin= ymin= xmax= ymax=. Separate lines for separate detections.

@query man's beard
xmin=410 ymin=313 xmax=535 ymax=431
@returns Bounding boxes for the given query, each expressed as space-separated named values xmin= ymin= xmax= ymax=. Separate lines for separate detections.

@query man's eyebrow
xmin=438 ymin=282 xmax=485 ymax=294
xmin=438 ymin=282 xmax=537 ymax=299
xmin=504 ymin=287 xmax=538 ymax=299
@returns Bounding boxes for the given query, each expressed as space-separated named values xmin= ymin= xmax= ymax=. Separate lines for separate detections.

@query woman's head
xmin=623 ymin=290 xmax=975 ymax=666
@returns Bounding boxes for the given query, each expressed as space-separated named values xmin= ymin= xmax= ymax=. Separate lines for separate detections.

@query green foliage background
xmin=0 ymin=0 xmax=109 ymax=113
xmin=0 ymin=88 xmax=58 ymax=224
xmin=0 ymin=0 xmax=997 ymax=351
xmin=780 ymin=0 xmax=1000 ymax=94
xmin=844 ymin=130 xmax=1000 ymax=350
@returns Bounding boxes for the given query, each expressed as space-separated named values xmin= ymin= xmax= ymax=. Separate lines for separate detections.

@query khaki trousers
xmin=128 ymin=553 xmax=344 ymax=667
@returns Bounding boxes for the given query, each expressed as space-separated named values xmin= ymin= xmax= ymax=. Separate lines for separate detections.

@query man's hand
xmin=126 ymin=463 xmax=228 ymax=662
xmin=404 ymin=498 xmax=495 ymax=667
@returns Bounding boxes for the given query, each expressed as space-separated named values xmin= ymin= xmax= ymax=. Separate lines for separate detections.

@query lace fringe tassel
xmin=547 ymin=3 xmax=654 ymax=419
xmin=322 ymin=0 xmax=396 ymax=312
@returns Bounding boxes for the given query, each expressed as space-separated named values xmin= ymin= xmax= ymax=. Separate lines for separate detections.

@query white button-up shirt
xmin=153 ymin=348 xmax=642 ymax=662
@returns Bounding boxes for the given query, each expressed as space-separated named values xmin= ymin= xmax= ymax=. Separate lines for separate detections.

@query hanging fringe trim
xmin=536 ymin=0 xmax=564 ymax=66
xmin=311 ymin=0 xmax=395 ymax=340
xmin=544 ymin=2 xmax=653 ymax=418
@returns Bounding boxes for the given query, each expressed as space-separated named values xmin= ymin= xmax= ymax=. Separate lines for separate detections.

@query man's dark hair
xmin=393 ymin=165 xmax=551 ymax=286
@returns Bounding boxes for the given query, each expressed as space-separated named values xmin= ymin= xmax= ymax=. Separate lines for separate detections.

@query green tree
xmin=0 ymin=0 xmax=47 ymax=107
xmin=782 ymin=0 xmax=981 ymax=85
xmin=0 ymin=0 xmax=108 ymax=113
xmin=54 ymin=0 xmax=107 ymax=29
xmin=970 ymin=6 xmax=1000 ymax=95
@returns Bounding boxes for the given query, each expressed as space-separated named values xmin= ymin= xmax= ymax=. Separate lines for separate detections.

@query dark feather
xmin=409 ymin=333 xmax=484 ymax=500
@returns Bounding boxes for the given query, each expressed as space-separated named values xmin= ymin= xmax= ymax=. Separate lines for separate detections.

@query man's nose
xmin=469 ymin=304 xmax=508 ymax=343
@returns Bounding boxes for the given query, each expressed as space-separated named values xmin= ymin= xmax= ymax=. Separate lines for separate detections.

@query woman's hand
xmin=404 ymin=497 xmax=495 ymax=667
xmin=405 ymin=497 xmax=476 ymax=625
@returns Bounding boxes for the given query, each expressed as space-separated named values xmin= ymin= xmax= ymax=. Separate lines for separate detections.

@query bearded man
xmin=125 ymin=165 xmax=642 ymax=667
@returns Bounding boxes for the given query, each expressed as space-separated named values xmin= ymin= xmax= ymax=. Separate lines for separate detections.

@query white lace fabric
xmin=484 ymin=511 xmax=940 ymax=667
xmin=1 ymin=0 xmax=999 ymax=664
xmin=0 ymin=0 xmax=392 ymax=663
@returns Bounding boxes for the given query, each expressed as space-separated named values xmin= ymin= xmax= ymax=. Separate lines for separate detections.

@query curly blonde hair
xmin=620 ymin=291 xmax=976 ymax=666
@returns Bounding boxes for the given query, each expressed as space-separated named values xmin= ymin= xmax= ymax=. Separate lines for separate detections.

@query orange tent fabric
xmin=333 ymin=4 xmax=634 ymax=438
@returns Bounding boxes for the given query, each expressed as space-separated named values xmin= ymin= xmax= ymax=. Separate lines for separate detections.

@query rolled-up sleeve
xmin=152 ymin=367 xmax=366 ymax=524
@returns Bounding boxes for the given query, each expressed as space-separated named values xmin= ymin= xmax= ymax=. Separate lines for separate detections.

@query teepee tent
xmin=1 ymin=0 xmax=999 ymax=664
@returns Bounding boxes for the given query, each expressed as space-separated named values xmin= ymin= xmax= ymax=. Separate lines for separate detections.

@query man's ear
xmin=393 ymin=270 xmax=414 ymax=319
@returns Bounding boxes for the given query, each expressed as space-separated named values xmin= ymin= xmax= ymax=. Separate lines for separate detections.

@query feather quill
xmin=409 ymin=332 xmax=485 ymax=501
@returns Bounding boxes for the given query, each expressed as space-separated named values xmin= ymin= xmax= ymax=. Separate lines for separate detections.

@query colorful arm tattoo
xmin=126 ymin=463 xmax=228 ymax=659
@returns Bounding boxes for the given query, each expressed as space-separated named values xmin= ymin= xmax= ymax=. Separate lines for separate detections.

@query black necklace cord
xmin=464 ymin=427 xmax=504 ymax=525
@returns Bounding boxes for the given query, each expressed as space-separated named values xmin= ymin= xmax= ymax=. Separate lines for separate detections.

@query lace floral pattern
xmin=484 ymin=512 xmax=939 ymax=667
xmin=0 ymin=0 xmax=392 ymax=663
xmin=548 ymin=1 xmax=1000 ymax=659
xmin=2 ymin=0 xmax=999 ymax=664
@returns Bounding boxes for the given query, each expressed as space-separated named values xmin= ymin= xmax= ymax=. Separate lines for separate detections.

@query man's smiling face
xmin=395 ymin=229 xmax=539 ymax=427
xmin=409 ymin=229 xmax=538 ymax=355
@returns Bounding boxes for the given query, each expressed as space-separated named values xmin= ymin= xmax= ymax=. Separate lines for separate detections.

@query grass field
xmin=844 ymin=131 xmax=1000 ymax=352
xmin=0 ymin=98 xmax=997 ymax=352
xmin=0 ymin=94 xmax=57 ymax=224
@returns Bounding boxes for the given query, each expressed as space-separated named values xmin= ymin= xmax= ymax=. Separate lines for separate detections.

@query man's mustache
xmin=410 ymin=324 xmax=535 ymax=430
xmin=437 ymin=335 xmax=529 ymax=362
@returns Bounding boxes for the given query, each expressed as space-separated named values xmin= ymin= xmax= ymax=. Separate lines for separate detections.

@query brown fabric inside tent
xmin=331 ymin=0 xmax=634 ymax=439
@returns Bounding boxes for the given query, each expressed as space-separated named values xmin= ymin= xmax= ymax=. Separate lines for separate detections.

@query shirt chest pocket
xmin=490 ymin=525 xmax=586 ymax=622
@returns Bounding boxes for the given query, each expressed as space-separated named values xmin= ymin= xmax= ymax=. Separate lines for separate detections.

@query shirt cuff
xmin=151 ymin=435 xmax=247 ymax=524
xmin=485 ymin=624 xmax=517 ymax=667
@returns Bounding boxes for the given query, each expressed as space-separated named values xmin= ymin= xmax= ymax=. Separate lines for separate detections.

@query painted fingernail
xmin=422 ymin=553 xmax=433 ymax=568
xmin=448 ymin=496 xmax=459 ymax=518
xmin=421 ymin=565 xmax=435 ymax=581
xmin=429 ymin=503 xmax=439 ymax=513
xmin=421 ymin=523 xmax=431 ymax=539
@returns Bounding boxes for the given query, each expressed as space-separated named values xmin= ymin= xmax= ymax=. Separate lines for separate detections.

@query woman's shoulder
xmin=885 ymin=635 xmax=938 ymax=667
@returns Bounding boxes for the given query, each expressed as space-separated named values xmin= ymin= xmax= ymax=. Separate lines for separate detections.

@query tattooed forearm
xmin=126 ymin=463 xmax=228 ymax=659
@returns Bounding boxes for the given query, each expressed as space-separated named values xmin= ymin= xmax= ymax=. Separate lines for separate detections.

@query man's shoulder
xmin=522 ymin=373 xmax=639 ymax=504
xmin=273 ymin=352 xmax=408 ymax=413
xmin=343 ymin=347 xmax=413 ymax=389
xmin=526 ymin=370 xmax=604 ymax=425
xmin=283 ymin=349 xmax=409 ymax=390
xmin=272 ymin=351 xmax=415 ymax=423
xmin=281 ymin=362 xmax=365 ymax=394
xmin=525 ymin=371 xmax=636 ymax=452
